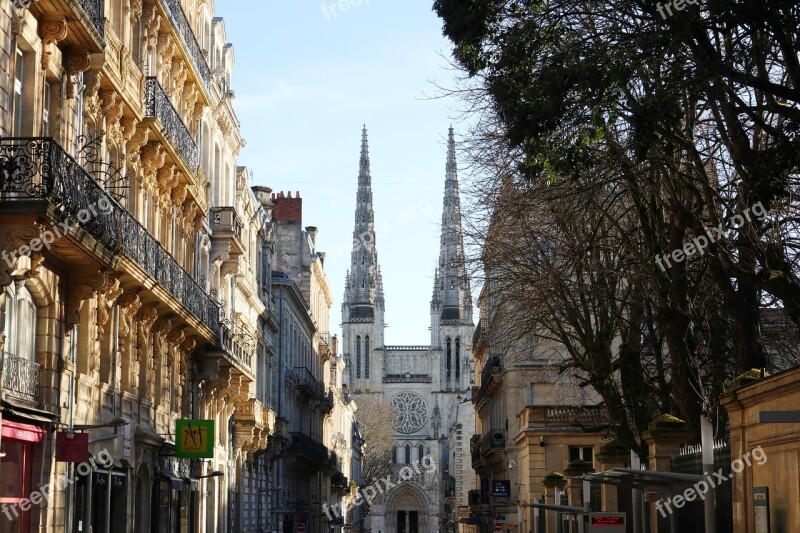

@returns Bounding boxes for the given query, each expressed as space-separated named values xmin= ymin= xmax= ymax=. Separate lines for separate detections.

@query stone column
xmin=542 ymin=472 xmax=566 ymax=533
xmin=643 ymin=415 xmax=694 ymax=533
xmin=564 ymin=459 xmax=594 ymax=509
xmin=595 ymin=441 xmax=629 ymax=512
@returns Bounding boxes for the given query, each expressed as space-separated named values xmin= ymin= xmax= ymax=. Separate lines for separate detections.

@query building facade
xmin=342 ymin=127 xmax=476 ymax=533
xmin=0 ymin=1 xmax=280 ymax=531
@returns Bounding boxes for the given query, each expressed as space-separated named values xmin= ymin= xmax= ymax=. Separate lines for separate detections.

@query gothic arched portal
xmin=385 ymin=482 xmax=430 ymax=533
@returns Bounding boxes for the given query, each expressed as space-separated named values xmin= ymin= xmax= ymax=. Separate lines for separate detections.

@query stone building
xmin=0 ymin=0 xmax=278 ymax=531
xmin=342 ymin=127 xmax=476 ymax=533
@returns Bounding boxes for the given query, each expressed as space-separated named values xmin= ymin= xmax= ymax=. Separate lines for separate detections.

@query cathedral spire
xmin=434 ymin=127 xmax=472 ymax=322
xmin=343 ymin=126 xmax=382 ymax=322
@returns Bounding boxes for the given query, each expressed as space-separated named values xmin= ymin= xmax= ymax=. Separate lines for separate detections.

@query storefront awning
xmin=160 ymin=471 xmax=185 ymax=490
xmin=1 ymin=418 xmax=46 ymax=442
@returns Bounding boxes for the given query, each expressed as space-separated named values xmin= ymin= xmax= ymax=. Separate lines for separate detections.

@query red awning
xmin=2 ymin=418 xmax=46 ymax=442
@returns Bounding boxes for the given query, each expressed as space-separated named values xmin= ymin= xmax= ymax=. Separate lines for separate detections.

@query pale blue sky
xmin=217 ymin=0 xmax=471 ymax=345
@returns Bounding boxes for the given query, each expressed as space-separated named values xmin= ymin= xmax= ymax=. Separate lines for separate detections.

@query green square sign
xmin=175 ymin=419 xmax=214 ymax=458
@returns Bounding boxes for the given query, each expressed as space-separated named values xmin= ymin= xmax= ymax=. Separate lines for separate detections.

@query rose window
xmin=390 ymin=392 xmax=428 ymax=434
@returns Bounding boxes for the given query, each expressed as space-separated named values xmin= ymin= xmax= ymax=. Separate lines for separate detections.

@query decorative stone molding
xmin=96 ymin=272 xmax=123 ymax=338
xmin=65 ymin=270 xmax=113 ymax=329
xmin=0 ymin=227 xmax=42 ymax=288
xmin=143 ymin=7 xmax=162 ymax=51
xmin=39 ymin=18 xmax=68 ymax=69
xmin=65 ymin=50 xmax=93 ymax=99
xmin=118 ymin=289 xmax=142 ymax=339
xmin=135 ymin=304 xmax=159 ymax=361
xmin=141 ymin=142 xmax=166 ymax=193
xmin=129 ymin=0 xmax=143 ymax=23
xmin=126 ymin=123 xmax=150 ymax=174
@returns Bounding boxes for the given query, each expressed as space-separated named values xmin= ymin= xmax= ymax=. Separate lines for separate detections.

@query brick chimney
xmin=271 ymin=191 xmax=302 ymax=223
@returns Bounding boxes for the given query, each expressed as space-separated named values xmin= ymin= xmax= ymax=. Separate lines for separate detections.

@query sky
xmin=216 ymin=0 xmax=472 ymax=345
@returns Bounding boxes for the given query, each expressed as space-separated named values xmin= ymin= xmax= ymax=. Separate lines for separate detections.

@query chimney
xmin=305 ymin=226 xmax=318 ymax=246
xmin=271 ymin=191 xmax=302 ymax=223
xmin=251 ymin=186 xmax=273 ymax=208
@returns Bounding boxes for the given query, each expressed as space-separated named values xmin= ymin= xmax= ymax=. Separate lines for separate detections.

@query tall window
xmin=405 ymin=444 xmax=411 ymax=465
xmin=418 ymin=444 xmax=424 ymax=463
xmin=364 ymin=335 xmax=370 ymax=379
xmin=3 ymin=283 xmax=37 ymax=361
xmin=42 ymin=82 xmax=51 ymax=136
xmin=355 ymin=336 xmax=361 ymax=379
xmin=12 ymin=48 xmax=24 ymax=135
xmin=446 ymin=338 xmax=452 ymax=377
xmin=455 ymin=338 xmax=461 ymax=379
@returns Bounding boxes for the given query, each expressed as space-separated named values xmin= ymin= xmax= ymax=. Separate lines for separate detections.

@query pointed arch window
xmin=364 ymin=335 xmax=370 ymax=379
xmin=356 ymin=336 xmax=361 ymax=379
xmin=446 ymin=338 xmax=452 ymax=377
xmin=455 ymin=338 xmax=461 ymax=379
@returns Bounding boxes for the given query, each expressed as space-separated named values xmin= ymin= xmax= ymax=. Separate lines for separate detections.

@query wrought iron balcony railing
xmin=478 ymin=430 xmax=505 ymax=457
xmin=331 ymin=472 xmax=349 ymax=489
xmin=0 ymin=138 xmax=220 ymax=333
xmin=161 ymin=0 xmax=213 ymax=95
xmin=290 ymin=367 xmax=325 ymax=399
xmin=70 ymin=0 xmax=105 ymax=40
xmin=2 ymin=353 xmax=40 ymax=403
xmin=285 ymin=432 xmax=329 ymax=466
xmin=144 ymin=78 xmax=199 ymax=171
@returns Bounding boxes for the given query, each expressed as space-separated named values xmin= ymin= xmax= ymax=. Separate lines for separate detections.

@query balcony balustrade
xmin=0 ymin=138 xmax=219 ymax=333
xmin=331 ymin=472 xmax=349 ymax=489
xmin=285 ymin=431 xmax=329 ymax=467
xmin=383 ymin=373 xmax=433 ymax=384
xmin=2 ymin=353 xmax=40 ymax=404
xmin=318 ymin=331 xmax=330 ymax=346
xmin=321 ymin=387 xmax=335 ymax=413
xmin=210 ymin=206 xmax=243 ymax=244
xmin=144 ymin=77 xmax=199 ymax=171
xmin=473 ymin=356 xmax=502 ymax=404
xmin=161 ymin=0 xmax=213 ymax=95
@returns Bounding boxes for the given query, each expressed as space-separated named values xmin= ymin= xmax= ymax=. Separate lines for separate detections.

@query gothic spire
xmin=434 ymin=127 xmax=471 ymax=322
xmin=343 ymin=126 xmax=382 ymax=321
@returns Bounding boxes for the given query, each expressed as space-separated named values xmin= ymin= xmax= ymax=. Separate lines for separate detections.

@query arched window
xmin=446 ymin=338 xmax=452 ymax=377
xmin=405 ymin=444 xmax=411 ymax=465
xmin=392 ymin=445 xmax=397 ymax=464
xmin=364 ymin=336 xmax=370 ymax=379
xmin=455 ymin=338 xmax=461 ymax=379
xmin=355 ymin=336 xmax=361 ymax=379
xmin=418 ymin=444 xmax=424 ymax=463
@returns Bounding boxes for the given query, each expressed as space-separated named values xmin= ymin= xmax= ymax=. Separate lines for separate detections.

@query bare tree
xmin=353 ymin=394 xmax=395 ymax=486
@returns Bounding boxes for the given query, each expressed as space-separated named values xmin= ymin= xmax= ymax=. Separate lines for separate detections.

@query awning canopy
xmin=1 ymin=418 xmax=47 ymax=442
xmin=160 ymin=471 xmax=185 ymax=490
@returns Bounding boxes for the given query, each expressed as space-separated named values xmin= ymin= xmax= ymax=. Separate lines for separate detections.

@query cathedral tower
xmin=342 ymin=126 xmax=384 ymax=391
xmin=431 ymin=127 xmax=473 ymax=391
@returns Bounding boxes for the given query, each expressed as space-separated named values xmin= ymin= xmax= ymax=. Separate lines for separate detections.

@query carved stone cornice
xmin=141 ymin=142 xmax=166 ymax=192
xmin=40 ymin=18 xmax=68 ymax=69
xmin=143 ymin=7 xmax=161 ymax=50
xmin=129 ymin=0 xmax=143 ymax=22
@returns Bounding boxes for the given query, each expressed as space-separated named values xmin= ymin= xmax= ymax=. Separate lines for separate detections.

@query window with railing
xmin=2 ymin=282 xmax=40 ymax=403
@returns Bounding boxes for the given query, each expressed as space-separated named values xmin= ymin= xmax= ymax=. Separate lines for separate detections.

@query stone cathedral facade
xmin=342 ymin=127 xmax=476 ymax=533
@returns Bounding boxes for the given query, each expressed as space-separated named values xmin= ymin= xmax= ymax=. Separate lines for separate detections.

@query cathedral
xmin=342 ymin=127 xmax=476 ymax=533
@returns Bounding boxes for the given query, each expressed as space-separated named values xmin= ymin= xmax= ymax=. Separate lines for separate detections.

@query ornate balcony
xmin=144 ymin=77 xmax=199 ymax=171
xmin=0 ymin=138 xmax=219 ymax=333
xmin=161 ymin=0 xmax=213 ymax=95
xmin=470 ymin=435 xmax=485 ymax=470
xmin=210 ymin=207 xmax=244 ymax=251
xmin=473 ymin=356 xmax=502 ymax=404
xmin=70 ymin=0 xmax=105 ymax=41
xmin=478 ymin=430 xmax=505 ymax=460
xmin=284 ymin=431 xmax=329 ymax=468
xmin=321 ymin=387 xmax=335 ymax=414
xmin=331 ymin=472 xmax=349 ymax=490
xmin=2 ymin=353 xmax=40 ymax=404
xmin=290 ymin=367 xmax=325 ymax=400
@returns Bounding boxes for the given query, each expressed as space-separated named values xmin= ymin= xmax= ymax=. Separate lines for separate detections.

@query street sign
xmin=494 ymin=522 xmax=504 ymax=531
xmin=175 ymin=419 xmax=214 ymax=458
xmin=296 ymin=524 xmax=306 ymax=532
xmin=56 ymin=432 xmax=89 ymax=462
xmin=492 ymin=480 xmax=511 ymax=498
